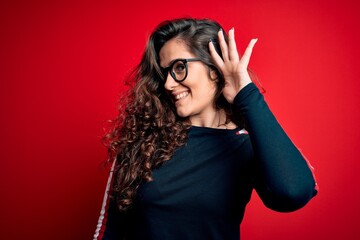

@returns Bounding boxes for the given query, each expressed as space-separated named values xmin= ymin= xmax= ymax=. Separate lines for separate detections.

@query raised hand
xmin=209 ymin=28 xmax=257 ymax=104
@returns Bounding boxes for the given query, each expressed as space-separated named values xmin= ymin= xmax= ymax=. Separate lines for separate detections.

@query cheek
xmin=198 ymin=82 xmax=217 ymax=98
xmin=187 ymin=68 xmax=218 ymax=99
xmin=190 ymin=84 xmax=217 ymax=106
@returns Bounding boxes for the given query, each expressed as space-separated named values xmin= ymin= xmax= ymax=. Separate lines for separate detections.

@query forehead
xmin=159 ymin=38 xmax=195 ymax=67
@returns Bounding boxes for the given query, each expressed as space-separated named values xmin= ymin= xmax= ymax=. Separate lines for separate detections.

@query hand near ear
xmin=209 ymin=28 xmax=257 ymax=104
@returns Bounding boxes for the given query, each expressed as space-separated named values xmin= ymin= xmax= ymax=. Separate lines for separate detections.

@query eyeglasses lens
xmin=172 ymin=60 xmax=187 ymax=82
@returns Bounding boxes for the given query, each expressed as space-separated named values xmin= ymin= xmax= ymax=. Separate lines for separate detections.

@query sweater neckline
xmin=189 ymin=125 xmax=242 ymax=135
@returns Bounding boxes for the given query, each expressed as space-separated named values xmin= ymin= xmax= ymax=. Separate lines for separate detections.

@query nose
xmin=164 ymin=72 xmax=179 ymax=91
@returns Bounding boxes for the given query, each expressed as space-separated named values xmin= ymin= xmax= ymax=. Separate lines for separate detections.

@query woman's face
xmin=159 ymin=38 xmax=218 ymax=122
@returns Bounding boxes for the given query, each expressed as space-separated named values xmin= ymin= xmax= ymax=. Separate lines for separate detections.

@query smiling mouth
xmin=174 ymin=91 xmax=189 ymax=101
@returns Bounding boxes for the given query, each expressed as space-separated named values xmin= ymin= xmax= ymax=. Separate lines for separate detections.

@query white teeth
xmin=175 ymin=91 xmax=189 ymax=100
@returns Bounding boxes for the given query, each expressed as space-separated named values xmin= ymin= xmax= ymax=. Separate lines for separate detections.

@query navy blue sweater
xmin=94 ymin=83 xmax=318 ymax=240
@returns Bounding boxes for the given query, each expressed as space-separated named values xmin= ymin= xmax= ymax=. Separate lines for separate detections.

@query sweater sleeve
xmin=234 ymin=83 xmax=318 ymax=212
xmin=93 ymin=162 xmax=129 ymax=240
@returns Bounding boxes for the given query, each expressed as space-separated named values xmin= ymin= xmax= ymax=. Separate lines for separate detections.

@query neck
xmin=190 ymin=109 xmax=228 ymax=129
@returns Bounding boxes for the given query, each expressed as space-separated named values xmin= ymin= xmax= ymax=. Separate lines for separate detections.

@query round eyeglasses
xmin=161 ymin=58 xmax=202 ymax=82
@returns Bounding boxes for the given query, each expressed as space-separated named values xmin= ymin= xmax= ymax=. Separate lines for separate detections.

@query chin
xmin=176 ymin=109 xmax=190 ymax=118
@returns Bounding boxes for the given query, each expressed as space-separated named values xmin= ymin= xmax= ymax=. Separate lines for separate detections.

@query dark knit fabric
xmin=94 ymin=83 xmax=317 ymax=240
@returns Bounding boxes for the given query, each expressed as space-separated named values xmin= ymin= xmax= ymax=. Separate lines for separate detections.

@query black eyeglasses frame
xmin=161 ymin=58 xmax=202 ymax=83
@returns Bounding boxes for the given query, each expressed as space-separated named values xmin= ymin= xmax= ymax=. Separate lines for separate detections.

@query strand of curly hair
xmin=103 ymin=56 xmax=191 ymax=211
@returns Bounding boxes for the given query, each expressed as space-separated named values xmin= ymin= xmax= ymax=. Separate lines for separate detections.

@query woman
xmin=94 ymin=18 xmax=317 ymax=240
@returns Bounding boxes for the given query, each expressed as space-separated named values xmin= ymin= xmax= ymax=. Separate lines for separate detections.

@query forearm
xmin=234 ymin=83 xmax=317 ymax=212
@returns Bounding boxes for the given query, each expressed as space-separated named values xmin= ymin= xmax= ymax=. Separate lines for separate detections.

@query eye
xmin=173 ymin=61 xmax=186 ymax=73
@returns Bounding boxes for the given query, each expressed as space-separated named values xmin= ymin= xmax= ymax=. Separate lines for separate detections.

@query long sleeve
xmin=234 ymin=83 xmax=318 ymax=212
xmin=93 ymin=162 xmax=129 ymax=240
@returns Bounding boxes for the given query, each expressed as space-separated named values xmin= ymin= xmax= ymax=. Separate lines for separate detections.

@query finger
xmin=209 ymin=40 xmax=224 ymax=69
xmin=240 ymin=38 xmax=258 ymax=66
xmin=218 ymin=29 xmax=229 ymax=61
xmin=228 ymin=28 xmax=239 ymax=61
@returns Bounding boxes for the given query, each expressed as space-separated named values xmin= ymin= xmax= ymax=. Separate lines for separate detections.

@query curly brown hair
xmin=104 ymin=18 xmax=237 ymax=211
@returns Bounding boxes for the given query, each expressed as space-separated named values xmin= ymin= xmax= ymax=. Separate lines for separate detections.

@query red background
xmin=1 ymin=0 xmax=359 ymax=239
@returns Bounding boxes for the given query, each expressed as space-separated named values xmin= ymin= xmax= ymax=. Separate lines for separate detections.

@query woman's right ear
xmin=209 ymin=67 xmax=219 ymax=81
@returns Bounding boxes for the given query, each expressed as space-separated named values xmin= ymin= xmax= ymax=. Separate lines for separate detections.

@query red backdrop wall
xmin=1 ymin=0 xmax=359 ymax=239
